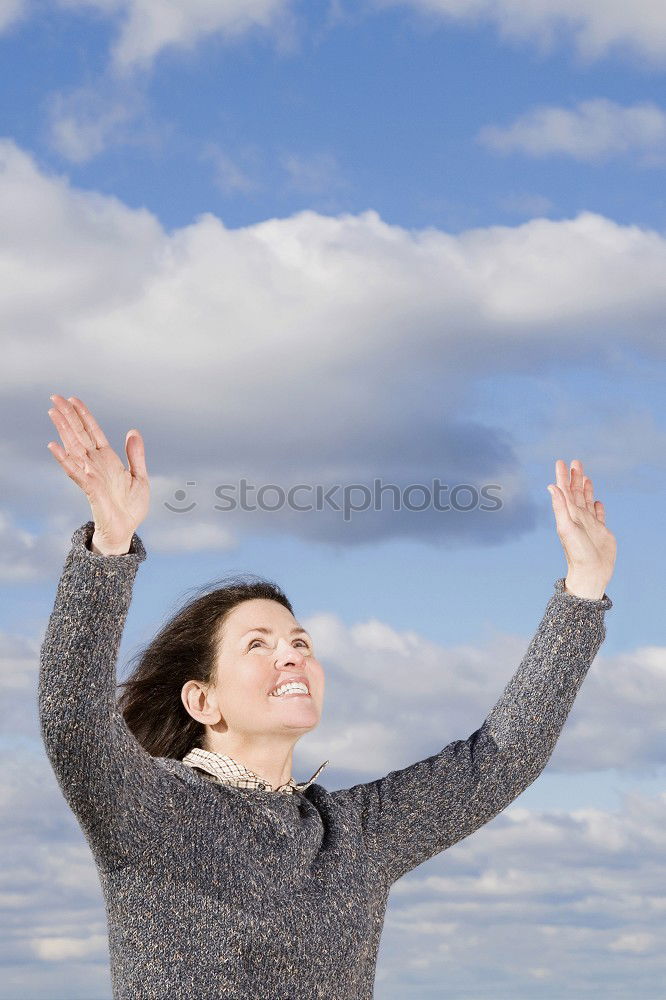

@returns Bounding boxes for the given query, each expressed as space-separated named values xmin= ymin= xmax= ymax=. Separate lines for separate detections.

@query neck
xmin=205 ymin=734 xmax=296 ymax=791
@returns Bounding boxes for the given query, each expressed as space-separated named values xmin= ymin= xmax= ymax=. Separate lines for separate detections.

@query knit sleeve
xmin=38 ymin=520 xmax=181 ymax=868
xmin=330 ymin=579 xmax=613 ymax=887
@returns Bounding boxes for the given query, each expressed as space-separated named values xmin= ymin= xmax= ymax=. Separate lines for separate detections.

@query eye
xmin=247 ymin=637 xmax=311 ymax=650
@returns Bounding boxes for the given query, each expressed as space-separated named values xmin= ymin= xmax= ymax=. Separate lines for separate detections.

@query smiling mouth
xmin=270 ymin=691 xmax=311 ymax=699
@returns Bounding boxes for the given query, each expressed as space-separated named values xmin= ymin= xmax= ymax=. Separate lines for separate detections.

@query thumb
xmin=125 ymin=429 xmax=148 ymax=480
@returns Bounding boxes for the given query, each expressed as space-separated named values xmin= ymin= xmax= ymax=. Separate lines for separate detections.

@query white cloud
xmin=1 ymin=139 xmax=666 ymax=564
xmin=45 ymin=82 xmax=160 ymax=164
xmin=55 ymin=0 xmax=299 ymax=73
xmin=609 ymin=932 xmax=657 ymax=954
xmin=0 ymin=507 xmax=65 ymax=582
xmin=199 ymin=143 xmax=349 ymax=205
xmin=32 ymin=932 xmax=109 ymax=961
xmin=50 ymin=0 xmax=666 ymax=70
xmin=279 ymin=150 xmax=348 ymax=195
xmin=142 ymin=505 xmax=239 ymax=553
xmin=520 ymin=406 xmax=666 ymax=495
xmin=0 ymin=0 xmax=25 ymax=32
xmin=497 ymin=192 xmax=554 ymax=217
xmin=478 ymin=98 xmax=666 ymax=164
xmin=305 ymin=609 xmax=666 ymax=774
xmin=7 ymin=570 xmax=665 ymax=780
xmin=200 ymin=142 xmax=261 ymax=195
xmin=378 ymin=790 xmax=666 ymax=993
xmin=373 ymin=0 xmax=666 ymax=64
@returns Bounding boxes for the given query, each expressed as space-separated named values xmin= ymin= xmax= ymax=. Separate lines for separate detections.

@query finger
xmin=48 ymin=406 xmax=89 ymax=460
xmin=47 ymin=440 xmax=89 ymax=489
xmin=594 ymin=499 xmax=606 ymax=525
xmin=570 ymin=459 xmax=587 ymax=509
xmin=582 ymin=475 xmax=596 ymax=515
xmin=50 ymin=395 xmax=96 ymax=452
xmin=555 ymin=459 xmax=577 ymax=512
xmin=125 ymin=429 xmax=148 ymax=480
xmin=67 ymin=396 xmax=110 ymax=450
xmin=555 ymin=459 xmax=569 ymax=496
xmin=547 ymin=483 xmax=575 ymax=530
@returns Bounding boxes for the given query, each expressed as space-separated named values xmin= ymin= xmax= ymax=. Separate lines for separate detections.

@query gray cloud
xmin=2 ymin=139 xmax=665 ymax=567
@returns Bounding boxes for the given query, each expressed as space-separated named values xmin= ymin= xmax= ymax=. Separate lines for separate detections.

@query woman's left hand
xmin=547 ymin=459 xmax=617 ymax=600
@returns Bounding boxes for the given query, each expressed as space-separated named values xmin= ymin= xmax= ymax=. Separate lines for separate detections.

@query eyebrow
xmin=241 ymin=626 xmax=311 ymax=639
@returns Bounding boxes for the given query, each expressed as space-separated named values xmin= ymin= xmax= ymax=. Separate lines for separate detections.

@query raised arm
xmin=39 ymin=395 xmax=180 ymax=867
xmin=332 ymin=582 xmax=612 ymax=885
xmin=330 ymin=460 xmax=617 ymax=886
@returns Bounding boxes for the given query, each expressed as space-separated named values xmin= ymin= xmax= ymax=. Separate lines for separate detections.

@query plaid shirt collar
xmin=181 ymin=746 xmax=329 ymax=795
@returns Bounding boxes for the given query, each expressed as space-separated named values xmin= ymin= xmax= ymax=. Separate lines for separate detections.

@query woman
xmin=39 ymin=394 xmax=616 ymax=1000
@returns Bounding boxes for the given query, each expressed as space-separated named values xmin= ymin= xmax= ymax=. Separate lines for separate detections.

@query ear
xmin=181 ymin=679 xmax=211 ymax=724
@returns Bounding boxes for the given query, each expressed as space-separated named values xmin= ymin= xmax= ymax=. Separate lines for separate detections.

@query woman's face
xmin=206 ymin=598 xmax=325 ymax=738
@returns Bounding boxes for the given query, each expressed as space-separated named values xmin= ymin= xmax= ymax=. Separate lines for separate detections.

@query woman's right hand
xmin=47 ymin=394 xmax=150 ymax=553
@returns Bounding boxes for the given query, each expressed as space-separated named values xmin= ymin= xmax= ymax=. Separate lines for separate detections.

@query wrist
xmin=90 ymin=531 xmax=134 ymax=556
xmin=564 ymin=572 xmax=607 ymax=601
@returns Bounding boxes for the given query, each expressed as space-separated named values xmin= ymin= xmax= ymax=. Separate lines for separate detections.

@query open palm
xmin=548 ymin=459 xmax=616 ymax=586
xmin=47 ymin=394 xmax=150 ymax=546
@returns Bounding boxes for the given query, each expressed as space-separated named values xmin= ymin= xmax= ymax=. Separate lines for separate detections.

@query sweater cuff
xmin=553 ymin=576 xmax=612 ymax=611
xmin=70 ymin=520 xmax=148 ymax=564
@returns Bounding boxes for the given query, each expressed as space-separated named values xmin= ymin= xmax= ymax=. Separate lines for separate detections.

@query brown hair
xmin=116 ymin=573 xmax=294 ymax=760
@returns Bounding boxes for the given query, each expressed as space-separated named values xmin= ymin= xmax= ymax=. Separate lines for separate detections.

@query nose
xmin=274 ymin=639 xmax=305 ymax=669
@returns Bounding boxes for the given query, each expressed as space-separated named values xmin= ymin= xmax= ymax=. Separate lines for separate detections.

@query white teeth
xmin=271 ymin=682 xmax=309 ymax=697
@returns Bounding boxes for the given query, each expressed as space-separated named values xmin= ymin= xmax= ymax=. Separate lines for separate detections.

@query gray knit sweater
xmin=38 ymin=520 xmax=613 ymax=1000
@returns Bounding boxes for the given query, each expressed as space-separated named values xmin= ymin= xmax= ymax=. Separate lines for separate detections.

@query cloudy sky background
xmin=1 ymin=1 xmax=665 ymax=997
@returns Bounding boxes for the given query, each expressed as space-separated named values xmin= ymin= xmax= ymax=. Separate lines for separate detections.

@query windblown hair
xmin=116 ymin=574 xmax=294 ymax=761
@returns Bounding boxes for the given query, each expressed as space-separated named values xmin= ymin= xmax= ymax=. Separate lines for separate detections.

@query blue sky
xmin=1 ymin=1 xmax=665 ymax=998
